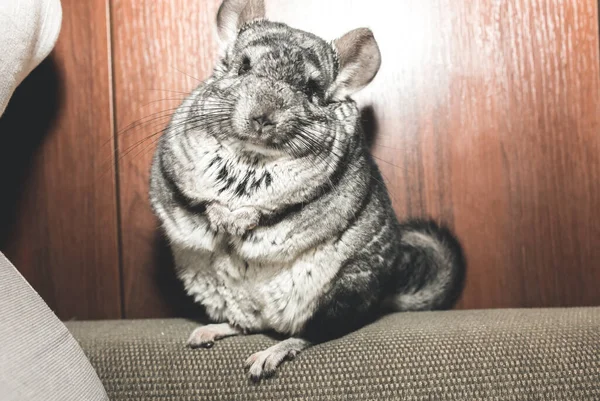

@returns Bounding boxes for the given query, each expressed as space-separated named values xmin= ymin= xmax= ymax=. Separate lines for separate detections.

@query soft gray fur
xmin=149 ymin=0 xmax=464 ymax=381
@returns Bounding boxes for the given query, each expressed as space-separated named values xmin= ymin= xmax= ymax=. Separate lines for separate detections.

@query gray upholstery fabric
xmin=0 ymin=252 xmax=108 ymax=401
xmin=67 ymin=308 xmax=600 ymax=401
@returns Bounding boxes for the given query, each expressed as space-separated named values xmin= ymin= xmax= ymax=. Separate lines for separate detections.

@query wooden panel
xmin=110 ymin=0 xmax=221 ymax=317
xmin=0 ymin=0 xmax=121 ymax=320
xmin=113 ymin=0 xmax=600 ymax=317
xmin=270 ymin=0 xmax=600 ymax=308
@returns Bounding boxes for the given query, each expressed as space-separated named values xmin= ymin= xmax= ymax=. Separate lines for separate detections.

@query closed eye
xmin=238 ymin=56 xmax=252 ymax=75
xmin=304 ymin=79 xmax=321 ymax=101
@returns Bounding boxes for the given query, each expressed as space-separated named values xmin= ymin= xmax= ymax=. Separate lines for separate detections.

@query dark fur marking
xmin=158 ymin=153 xmax=206 ymax=215
xmin=234 ymin=182 xmax=247 ymax=196
xmin=302 ymin=256 xmax=384 ymax=343
xmin=225 ymin=176 xmax=236 ymax=189
xmin=217 ymin=165 xmax=228 ymax=182
xmin=260 ymin=202 xmax=305 ymax=226
xmin=234 ymin=169 xmax=256 ymax=197
xmin=264 ymin=172 xmax=272 ymax=187
xmin=208 ymin=155 xmax=222 ymax=168
xmin=217 ymin=175 xmax=237 ymax=195
xmin=250 ymin=174 xmax=264 ymax=191
xmin=243 ymin=262 xmax=249 ymax=279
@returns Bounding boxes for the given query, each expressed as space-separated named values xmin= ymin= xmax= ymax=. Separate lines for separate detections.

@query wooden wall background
xmin=1 ymin=0 xmax=599 ymax=320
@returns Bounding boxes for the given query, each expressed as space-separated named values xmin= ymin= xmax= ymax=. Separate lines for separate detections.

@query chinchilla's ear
xmin=217 ymin=0 xmax=265 ymax=46
xmin=328 ymin=28 xmax=382 ymax=101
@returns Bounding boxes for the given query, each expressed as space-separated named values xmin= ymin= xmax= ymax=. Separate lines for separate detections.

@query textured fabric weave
xmin=0 ymin=252 xmax=109 ymax=401
xmin=67 ymin=308 xmax=600 ymax=400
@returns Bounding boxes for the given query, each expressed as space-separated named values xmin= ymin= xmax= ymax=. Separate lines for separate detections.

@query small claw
xmin=208 ymin=222 xmax=219 ymax=233
xmin=245 ymin=339 xmax=309 ymax=381
xmin=188 ymin=338 xmax=214 ymax=349
xmin=244 ymin=354 xmax=258 ymax=370
xmin=187 ymin=324 xmax=241 ymax=350
xmin=262 ymin=368 xmax=277 ymax=379
xmin=248 ymin=364 xmax=277 ymax=382
xmin=189 ymin=340 xmax=214 ymax=349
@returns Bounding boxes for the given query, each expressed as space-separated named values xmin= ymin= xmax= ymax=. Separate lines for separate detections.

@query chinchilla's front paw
xmin=228 ymin=206 xmax=260 ymax=237
xmin=206 ymin=203 xmax=259 ymax=236
xmin=206 ymin=202 xmax=230 ymax=234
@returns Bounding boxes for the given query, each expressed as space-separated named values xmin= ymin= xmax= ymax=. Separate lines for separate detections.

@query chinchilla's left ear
xmin=216 ymin=0 xmax=265 ymax=47
xmin=328 ymin=28 xmax=382 ymax=101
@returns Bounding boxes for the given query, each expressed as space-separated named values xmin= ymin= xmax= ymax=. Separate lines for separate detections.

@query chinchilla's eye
xmin=238 ymin=56 xmax=252 ymax=75
xmin=304 ymin=79 xmax=321 ymax=103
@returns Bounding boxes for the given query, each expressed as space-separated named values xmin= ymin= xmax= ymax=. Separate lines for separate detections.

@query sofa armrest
xmin=66 ymin=308 xmax=600 ymax=401
xmin=0 ymin=252 xmax=108 ymax=401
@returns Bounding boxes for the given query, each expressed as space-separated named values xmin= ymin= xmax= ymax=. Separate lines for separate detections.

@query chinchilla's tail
xmin=385 ymin=219 xmax=466 ymax=311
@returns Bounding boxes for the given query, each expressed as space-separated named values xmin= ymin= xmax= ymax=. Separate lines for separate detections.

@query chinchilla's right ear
xmin=328 ymin=28 xmax=381 ymax=101
xmin=217 ymin=0 xmax=265 ymax=48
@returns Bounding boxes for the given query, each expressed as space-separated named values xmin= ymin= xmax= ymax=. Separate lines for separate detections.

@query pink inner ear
xmin=335 ymin=29 xmax=376 ymax=66
xmin=331 ymin=28 xmax=382 ymax=99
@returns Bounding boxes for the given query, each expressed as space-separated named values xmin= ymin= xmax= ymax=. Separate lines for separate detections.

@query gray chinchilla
xmin=149 ymin=0 xmax=465 ymax=381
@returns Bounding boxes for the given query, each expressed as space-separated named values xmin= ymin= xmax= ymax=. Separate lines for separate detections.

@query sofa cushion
xmin=0 ymin=252 xmax=109 ymax=401
xmin=67 ymin=308 xmax=600 ymax=401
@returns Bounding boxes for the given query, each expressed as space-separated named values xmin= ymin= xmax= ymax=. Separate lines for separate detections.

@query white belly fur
xmin=173 ymin=241 xmax=341 ymax=335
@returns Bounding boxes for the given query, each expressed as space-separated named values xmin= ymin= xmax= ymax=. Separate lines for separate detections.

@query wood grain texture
xmin=112 ymin=0 xmax=600 ymax=316
xmin=0 ymin=0 xmax=121 ymax=319
xmin=272 ymin=0 xmax=600 ymax=309
xmin=110 ymin=0 xmax=221 ymax=317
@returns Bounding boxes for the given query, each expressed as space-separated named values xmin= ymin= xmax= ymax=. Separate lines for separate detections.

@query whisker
xmin=144 ymin=88 xmax=192 ymax=95
xmin=170 ymin=65 xmax=203 ymax=83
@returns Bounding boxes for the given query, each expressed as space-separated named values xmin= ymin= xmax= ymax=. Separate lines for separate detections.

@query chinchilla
xmin=149 ymin=0 xmax=465 ymax=381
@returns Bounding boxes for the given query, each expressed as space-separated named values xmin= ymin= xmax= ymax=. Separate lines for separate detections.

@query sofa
xmin=2 ymin=252 xmax=599 ymax=401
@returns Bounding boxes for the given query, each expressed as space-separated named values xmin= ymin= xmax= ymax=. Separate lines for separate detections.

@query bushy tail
xmin=386 ymin=219 xmax=466 ymax=312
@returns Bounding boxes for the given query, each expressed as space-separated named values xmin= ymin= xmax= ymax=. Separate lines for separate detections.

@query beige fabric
xmin=0 ymin=252 xmax=109 ymax=401
xmin=67 ymin=308 xmax=600 ymax=401
xmin=0 ymin=0 xmax=62 ymax=116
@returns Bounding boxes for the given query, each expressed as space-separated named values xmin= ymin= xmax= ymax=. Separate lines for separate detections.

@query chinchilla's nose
xmin=250 ymin=112 xmax=276 ymax=134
